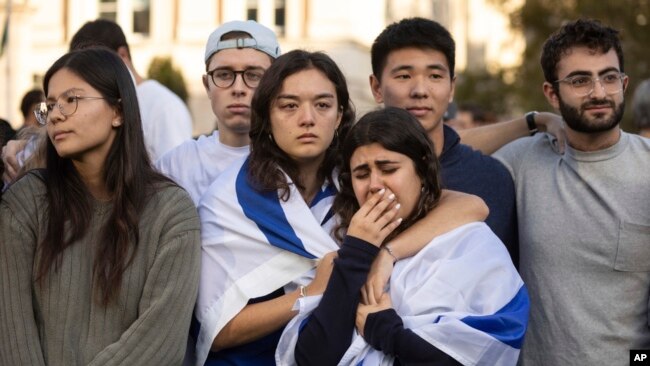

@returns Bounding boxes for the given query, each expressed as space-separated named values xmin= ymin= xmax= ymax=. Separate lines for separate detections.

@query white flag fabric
xmin=193 ymin=157 xmax=339 ymax=365
xmin=277 ymin=222 xmax=529 ymax=366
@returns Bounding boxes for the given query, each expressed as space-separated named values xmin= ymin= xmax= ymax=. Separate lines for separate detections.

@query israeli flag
xmin=277 ymin=223 xmax=529 ymax=366
xmin=193 ymin=157 xmax=339 ymax=365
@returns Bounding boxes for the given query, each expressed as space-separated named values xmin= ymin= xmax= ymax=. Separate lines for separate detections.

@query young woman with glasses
xmin=0 ymin=47 xmax=201 ymax=365
xmin=193 ymin=50 xmax=488 ymax=365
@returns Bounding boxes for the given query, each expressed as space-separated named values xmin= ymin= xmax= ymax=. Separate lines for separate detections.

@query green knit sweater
xmin=0 ymin=173 xmax=201 ymax=365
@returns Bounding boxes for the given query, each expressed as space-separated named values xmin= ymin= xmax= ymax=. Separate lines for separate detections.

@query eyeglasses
xmin=206 ymin=68 xmax=265 ymax=89
xmin=34 ymin=92 xmax=106 ymax=125
xmin=554 ymin=71 xmax=627 ymax=97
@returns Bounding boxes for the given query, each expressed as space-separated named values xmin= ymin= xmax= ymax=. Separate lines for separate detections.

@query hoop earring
xmin=268 ymin=133 xmax=274 ymax=142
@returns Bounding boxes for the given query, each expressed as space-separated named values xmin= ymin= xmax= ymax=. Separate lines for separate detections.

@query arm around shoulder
xmin=386 ymin=190 xmax=488 ymax=261
xmin=362 ymin=190 xmax=488 ymax=302
xmin=458 ymin=112 xmax=564 ymax=155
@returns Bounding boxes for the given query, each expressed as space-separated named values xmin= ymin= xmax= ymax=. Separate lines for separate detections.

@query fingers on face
xmin=365 ymin=188 xmax=401 ymax=223
xmin=357 ymin=187 xmax=386 ymax=216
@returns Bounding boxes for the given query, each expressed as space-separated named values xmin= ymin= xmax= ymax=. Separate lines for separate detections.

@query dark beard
xmin=558 ymin=97 xmax=624 ymax=133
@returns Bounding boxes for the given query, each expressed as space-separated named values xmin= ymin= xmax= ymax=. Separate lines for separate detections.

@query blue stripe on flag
xmin=460 ymin=285 xmax=529 ymax=349
xmin=310 ymin=182 xmax=337 ymax=208
xmin=298 ymin=315 xmax=312 ymax=333
xmin=236 ymin=159 xmax=316 ymax=259
xmin=321 ymin=208 xmax=335 ymax=226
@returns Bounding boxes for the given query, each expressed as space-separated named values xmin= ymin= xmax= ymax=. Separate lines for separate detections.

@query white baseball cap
xmin=204 ymin=20 xmax=281 ymax=63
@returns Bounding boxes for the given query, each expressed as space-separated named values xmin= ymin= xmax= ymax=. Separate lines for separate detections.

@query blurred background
xmin=1 ymin=0 xmax=648 ymax=136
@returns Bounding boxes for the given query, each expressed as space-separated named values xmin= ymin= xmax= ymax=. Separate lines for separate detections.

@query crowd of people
xmin=0 ymin=15 xmax=648 ymax=366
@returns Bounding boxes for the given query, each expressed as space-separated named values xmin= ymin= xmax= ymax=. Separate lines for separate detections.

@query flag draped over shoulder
xmin=277 ymin=222 xmax=529 ymax=366
xmin=193 ymin=157 xmax=339 ymax=365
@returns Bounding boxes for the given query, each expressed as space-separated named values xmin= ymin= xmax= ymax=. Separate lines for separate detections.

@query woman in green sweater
xmin=0 ymin=47 xmax=201 ymax=365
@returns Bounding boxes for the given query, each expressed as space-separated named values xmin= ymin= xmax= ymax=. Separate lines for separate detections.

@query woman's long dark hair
xmin=333 ymin=107 xmax=442 ymax=243
xmin=248 ymin=50 xmax=355 ymax=200
xmin=37 ymin=47 xmax=172 ymax=305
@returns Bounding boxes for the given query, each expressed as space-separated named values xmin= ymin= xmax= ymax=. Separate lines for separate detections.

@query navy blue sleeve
xmin=365 ymin=309 xmax=462 ymax=366
xmin=295 ymin=236 xmax=379 ymax=366
xmin=439 ymin=127 xmax=519 ymax=268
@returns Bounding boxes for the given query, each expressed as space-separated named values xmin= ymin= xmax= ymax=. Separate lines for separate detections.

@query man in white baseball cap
xmin=157 ymin=21 xmax=281 ymax=366
xmin=156 ymin=20 xmax=280 ymax=205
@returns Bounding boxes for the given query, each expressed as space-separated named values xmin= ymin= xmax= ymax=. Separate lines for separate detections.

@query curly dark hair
xmin=248 ymin=50 xmax=355 ymax=200
xmin=541 ymin=18 xmax=624 ymax=84
xmin=333 ymin=107 xmax=442 ymax=243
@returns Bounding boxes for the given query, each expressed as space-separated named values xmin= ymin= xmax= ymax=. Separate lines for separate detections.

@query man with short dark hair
xmin=369 ymin=17 xmax=519 ymax=265
xmin=494 ymin=19 xmax=650 ymax=365
xmin=71 ymin=19 xmax=193 ymax=160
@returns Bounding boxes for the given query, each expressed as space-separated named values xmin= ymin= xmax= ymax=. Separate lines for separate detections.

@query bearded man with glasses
xmin=493 ymin=19 xmax=650 ymax=366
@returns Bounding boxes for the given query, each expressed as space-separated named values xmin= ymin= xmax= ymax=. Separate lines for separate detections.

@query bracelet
xmin=525 ymin=111 xmax=538 ymax=136
xmin=382 ymin=243 xmax=398 ymax=263
xmin=299 ymin=285 xmax=308 ymax=297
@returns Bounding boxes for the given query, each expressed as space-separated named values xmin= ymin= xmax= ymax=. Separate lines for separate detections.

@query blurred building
xmin=0 ymin=0 xmax=523 ymax=134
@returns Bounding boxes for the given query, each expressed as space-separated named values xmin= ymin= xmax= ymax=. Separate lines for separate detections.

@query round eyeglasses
xmin=206 ymin=68 xmax=265 ymax=89
xmin=554 ymin=71 xmax=627 ymax=97
xmin=34 ymin=93 xmax=106 ymax=125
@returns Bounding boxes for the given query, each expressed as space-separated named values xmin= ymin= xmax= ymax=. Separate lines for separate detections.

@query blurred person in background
xmin=19 ymin=89 xmax=45 ymax=129
xmin=0 ymin=118 xmax=16 ymax=195
xmin=447 ymin=101 xmax=498 ymax=130
xmin=632 ymin=78 xmax=650 ymax=138
xmin=70 ymin=18 xmax=193 ymax=161
xmin=0 ymin=118 xmax=16 ymax=147
xmin=2 ymin=19 xmax=195 ymax=184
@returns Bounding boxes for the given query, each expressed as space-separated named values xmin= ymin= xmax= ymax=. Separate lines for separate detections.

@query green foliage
xmin=490 ymin=0 xmax=650 ymax=131
xmin=147 ymin=57 xmax=189 ymax=103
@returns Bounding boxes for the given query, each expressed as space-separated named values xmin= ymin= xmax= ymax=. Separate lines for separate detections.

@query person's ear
xmin=202 ymin=75 xmax=211 ymax=97
xmin=116 ymin=46 xmax=131 ymax=63
xmin=111 ymin=107 xmax=123 ymax=127
xmin=543 ymin=82 xmax=560 ymax=110
xmin=369 ymin=74 xmax=384 ymax=104
xmin=448 ymin=75 xmax=457 ymax=103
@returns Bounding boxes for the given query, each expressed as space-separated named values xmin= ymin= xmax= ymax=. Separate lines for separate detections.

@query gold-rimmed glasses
xmin=34 ymin=91 xmax=106 ymax=125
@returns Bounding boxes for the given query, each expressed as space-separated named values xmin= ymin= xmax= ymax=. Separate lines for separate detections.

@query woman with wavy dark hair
xmin=194 ymin=50 xmax=487 ymax=366
xmin=0 ymin=47 xmax=201 ymax=365
xmin=290 ymin=108 xmax=528 ymax=366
